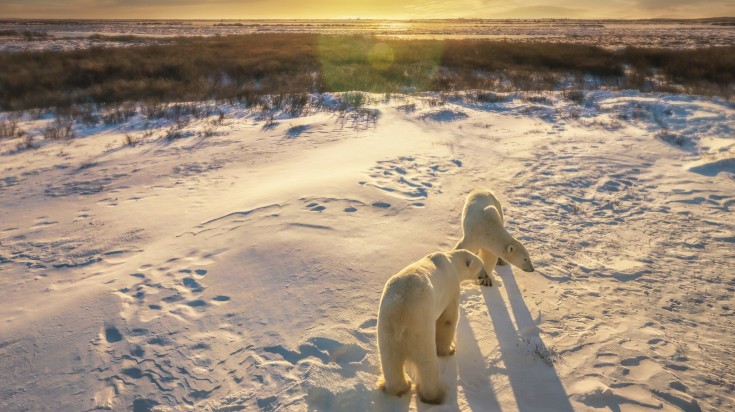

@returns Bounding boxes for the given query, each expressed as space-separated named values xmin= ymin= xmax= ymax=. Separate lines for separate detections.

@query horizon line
xmin=1 ymin=16 xmax=734 ymax=21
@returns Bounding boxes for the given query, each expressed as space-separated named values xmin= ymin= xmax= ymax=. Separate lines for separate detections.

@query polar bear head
xmin=479 ymin=206 xmax=535 ymax=273
xmin=501 ymin=238 xmax=534 ymax=272
xmin=447 ymin=249 xmax=487 ymax=282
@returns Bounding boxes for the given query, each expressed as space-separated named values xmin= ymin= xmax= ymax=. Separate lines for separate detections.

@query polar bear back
xmin=378 ymin=257 xmax=437 ymax=345
xmin=379 ymin=253 xmax=457 ymax=322
xmin=462 ymin=188 xmax=504 ymax=229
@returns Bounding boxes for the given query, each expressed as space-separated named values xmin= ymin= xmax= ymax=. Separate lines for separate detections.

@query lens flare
xmin=368 ymin=42 xmax=395 ymax=70
xmin=317 ymin=36 xmax=443 ymax=92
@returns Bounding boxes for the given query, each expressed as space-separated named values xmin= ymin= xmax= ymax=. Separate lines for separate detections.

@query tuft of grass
xmin=58 ymin=104 xmax=100 ymax=126
xmin=198 ymin=127 xmax=215 ymax=138
xmin=336 ymin=107 xmax=379 ymax=130
xmin=395 ymin=103 xmax=416 ymax=112
xmin=0 ymin=118 xmax=24 ymax=138
xmin=533 ymin=342 xmax=563 ymax=367
xmin=102 ymin=102 xmax=137 ymax=125
xmin=15 ymin=136 xmax=35 ymax=151
xmin=522 ymin=337 xmax=564 ymax=367
xmin=123 ymin=133 xmax=139 ymax=146
xmin=262 ymin=113 xmax=277 ymax=130
xmin=142 ymin=101 xmax=168 ymax=119
xmin=78 ymin=160 xmax=97 ymax=170
xmin=524 ymin=94 xmax=553 ymax=105
xmin=563 ymin=89 xmax=585 ymax=104
xmin=656 ymin=129 xmax=691 ymax=147
xmin=162 ymin=117 xmax=192 ymax=140
xmin=284 ymin=93 xmax=309 ymax=117
xmin=212 ymin=110 xmax=226 ymax=125
xmin=339 ymin=91 xmax=369 ymax=110
xmin=468 ymin=90 xmax=509 ymax=104
xmin=42 ymin=118 xmax=75 ymax=140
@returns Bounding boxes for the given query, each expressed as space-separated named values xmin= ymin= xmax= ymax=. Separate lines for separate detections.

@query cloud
xmin=635 ymin=0 xmax=729 ymax=8
xmin=491 ymin=5 xmax=589 ymax=18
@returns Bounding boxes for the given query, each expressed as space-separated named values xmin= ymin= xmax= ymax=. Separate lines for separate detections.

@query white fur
xmin=377 ymin=249 xmax=485 ymax=404
xmin=455 ymin=188 xmax=534 ymax=286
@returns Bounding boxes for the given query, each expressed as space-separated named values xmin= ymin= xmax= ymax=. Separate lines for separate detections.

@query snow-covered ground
xmin=0 ymin=91 xmax=733 ymax=411
xmin=1 ymin=19 xmax=733 ymax=52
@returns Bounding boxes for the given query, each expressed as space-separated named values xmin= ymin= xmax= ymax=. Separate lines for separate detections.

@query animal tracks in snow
xmin=300 ymin=196 xmax=395 ymax=215
xmin=360 ymin=155 xmax=462 ymax=204
xmin=116 ymin=262 xmax=224 ymax=324
xmin=207 ymin=328 xmax=378 ymax=412
xmin=98 ymin=255 xmax=230 ymax=409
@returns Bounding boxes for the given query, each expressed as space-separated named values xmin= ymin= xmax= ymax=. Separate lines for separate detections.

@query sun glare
xmin=368 ymin=43 xmax=395 ymax=70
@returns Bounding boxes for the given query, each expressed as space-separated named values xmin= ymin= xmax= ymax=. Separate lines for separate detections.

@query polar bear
xmin=455 ymin=188 xmax=534 ymax=286
xmin=377 ymin=249 xmax=486 ymax=404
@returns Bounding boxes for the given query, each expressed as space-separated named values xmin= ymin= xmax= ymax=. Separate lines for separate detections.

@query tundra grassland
xmin=0 ymin=34 xmax=733 ymax=112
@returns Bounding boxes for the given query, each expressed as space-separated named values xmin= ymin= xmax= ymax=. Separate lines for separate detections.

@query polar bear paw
xmin=437 ymin=343 xmax=456 ymax=357
xmin=418 ymin=384 xmax=447 ymax=405
xmin=378 ymin=375 xmax=412 ymax=397
xmin=477 ymin=275 xmax=493 ymax=287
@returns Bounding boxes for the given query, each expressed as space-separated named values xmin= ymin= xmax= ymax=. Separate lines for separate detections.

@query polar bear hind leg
xmin=411 ymin=319 xmax=446 ymax=404
xmin=478 ymin=248 xmax=498 ymax=286
xmin=435 ymin=298 xmax=459 ymax=357
xmin=377 ymin=342 xmax=412 ymax=396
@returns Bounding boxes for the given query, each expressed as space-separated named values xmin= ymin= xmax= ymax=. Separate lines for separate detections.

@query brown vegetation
xmin=0 ymin=34 xmax=733 ymax=110
xmin=0 ymin=29 xmax=49 ymax=40
xmin=41 ymin=118 xmax=75 ymax=140
xmin=0 ymin=117 xmax=24 ymax=138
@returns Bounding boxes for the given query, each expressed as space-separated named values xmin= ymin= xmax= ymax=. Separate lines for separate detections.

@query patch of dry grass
xmin=0 ymin=34 xmax=733 ymax=110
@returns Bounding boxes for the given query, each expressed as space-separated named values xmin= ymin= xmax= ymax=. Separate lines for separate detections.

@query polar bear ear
xmin=505 ymin=244 xmax=515 ymax=255
xmin=483 ymin=206 xmax=502 ymax=223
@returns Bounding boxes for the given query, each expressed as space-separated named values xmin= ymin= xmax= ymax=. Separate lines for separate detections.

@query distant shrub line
xmin=0 ymin=29 xmax=50 ymax=40
xmin=0 ymin=34 xmax=732 ymax=110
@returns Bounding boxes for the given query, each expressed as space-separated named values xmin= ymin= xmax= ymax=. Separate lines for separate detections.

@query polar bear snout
xmin=519 ymin=256 xmax=534 ymax=272
xmin=522 ymin=261 xmax=534 ymax=272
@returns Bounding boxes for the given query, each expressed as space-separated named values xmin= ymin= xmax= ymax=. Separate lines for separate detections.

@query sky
xmin=0 ymin=0 xmax=733 ymax=20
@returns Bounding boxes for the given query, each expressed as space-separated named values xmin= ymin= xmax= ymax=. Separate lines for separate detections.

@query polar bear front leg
xmin=478 ymin=248 xmax=498 ymax=287
xmin=436 ymin=298 xmax=459 ymax=356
